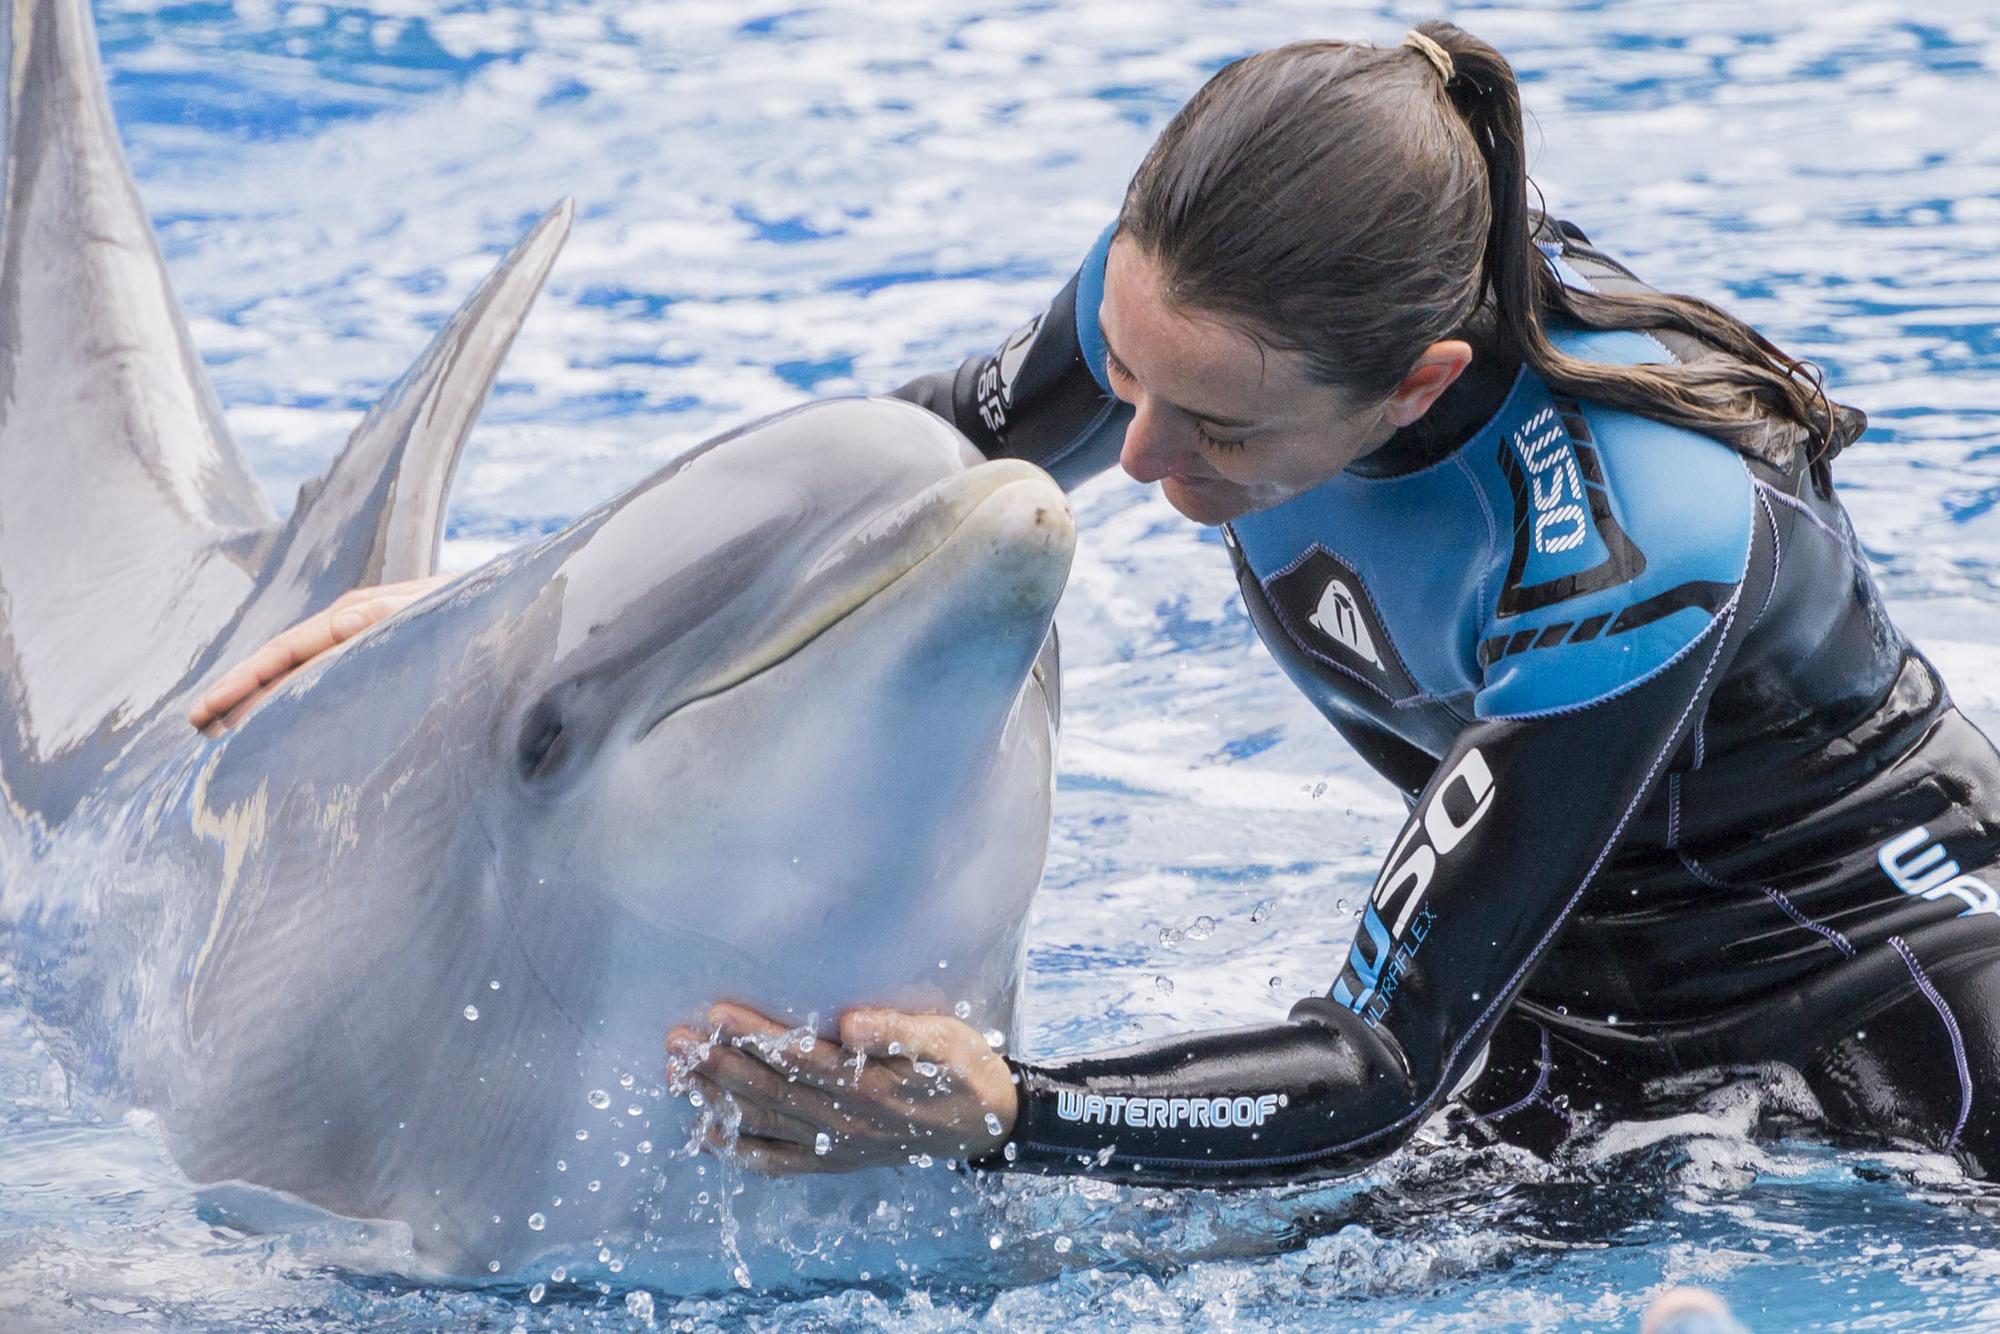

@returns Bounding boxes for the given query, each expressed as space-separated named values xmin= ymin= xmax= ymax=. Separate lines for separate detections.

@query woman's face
xmin=1100 ymin=234 xmax=1444 ymax=526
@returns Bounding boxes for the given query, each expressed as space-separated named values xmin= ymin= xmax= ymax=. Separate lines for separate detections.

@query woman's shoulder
xmin=1462 ymin=365 xmax=1756 ymax=719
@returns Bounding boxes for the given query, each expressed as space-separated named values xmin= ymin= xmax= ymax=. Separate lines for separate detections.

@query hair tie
xmin=1400 ymin=30 xmax=1455 ymax=84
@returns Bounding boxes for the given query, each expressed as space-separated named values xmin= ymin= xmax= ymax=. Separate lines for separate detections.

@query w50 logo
xmin=1332 ymin=749 xmax=1496 ymax=1024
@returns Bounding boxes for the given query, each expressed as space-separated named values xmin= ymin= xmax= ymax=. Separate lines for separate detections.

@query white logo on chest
xmin=1308 ymin=577 xmax=1383 ymax=668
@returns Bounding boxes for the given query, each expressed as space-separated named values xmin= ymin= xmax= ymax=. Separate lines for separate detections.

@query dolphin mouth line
xmin=634 ymin=467 xmax=1065 ymax=742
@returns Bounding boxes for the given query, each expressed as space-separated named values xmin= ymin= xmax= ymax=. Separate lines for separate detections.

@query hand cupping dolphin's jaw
xmin=455 ymin=396 xmax=1068 ymax=1090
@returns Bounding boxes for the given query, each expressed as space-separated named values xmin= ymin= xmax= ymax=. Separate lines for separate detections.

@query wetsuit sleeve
xmin=887 ymin=225 xmax=1131 ymax=491
xmin=986 ymin=469 xmax=1777 ymax=1185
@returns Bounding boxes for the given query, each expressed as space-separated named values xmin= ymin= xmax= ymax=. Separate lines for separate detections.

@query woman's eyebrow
xmin=1101 ymin=331 xmax=1260 ymax=430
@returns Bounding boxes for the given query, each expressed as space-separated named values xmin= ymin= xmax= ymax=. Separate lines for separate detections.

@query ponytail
xmin=1416 ymin=19 xmax=1846 ymax=467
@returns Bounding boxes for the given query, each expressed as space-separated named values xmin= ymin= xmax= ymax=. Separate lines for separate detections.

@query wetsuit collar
xmin=1345 ymin=331 xmax=1524 ymax=480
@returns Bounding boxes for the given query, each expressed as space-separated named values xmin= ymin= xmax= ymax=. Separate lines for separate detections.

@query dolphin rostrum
xmin=0 ymin=0 xmax=1072 ymax=1283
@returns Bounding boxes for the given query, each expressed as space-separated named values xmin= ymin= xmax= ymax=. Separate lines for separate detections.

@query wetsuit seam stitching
xmin=1667 ymin=772 xmax=1682 ymax=850
xmin=1754 ymin=479 xmax=1876 ymax=585
xmin=1473 ymin=1024 xmax=1553 ymax=1123
xmin=1675 ymin=849 xmax=1856 ymax=958
xmin=1754 ymin=488 xmax=1783 ymax=627
xmin=1455 ymin=450 xmax=1501 ymax=624
xmin=1889 ymin=934 xmax=1973 ymax=1152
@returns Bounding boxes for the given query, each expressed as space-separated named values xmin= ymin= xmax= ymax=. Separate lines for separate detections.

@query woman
xmin=193 ymin=23 xmax=2000 ymax=1184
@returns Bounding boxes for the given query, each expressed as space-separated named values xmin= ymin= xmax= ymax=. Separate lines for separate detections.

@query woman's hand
xmin=187 ymin=574 xmax=455 ymax=731
xmin=666 ymin=1002 xmax=1019 ymax=1175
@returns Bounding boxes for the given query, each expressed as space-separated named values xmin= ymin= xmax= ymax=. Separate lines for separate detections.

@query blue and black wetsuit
xmin=892 ymin=218 xmax=2000 ymax=1182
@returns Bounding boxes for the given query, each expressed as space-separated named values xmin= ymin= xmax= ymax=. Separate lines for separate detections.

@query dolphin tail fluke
xmin=0 ymin=0 xmax=278 ymax=815
xmin=202 ymin=198 xmax=573 ymax=669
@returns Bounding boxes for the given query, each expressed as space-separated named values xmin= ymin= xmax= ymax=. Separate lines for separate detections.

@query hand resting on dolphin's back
xmin=186 ymin=574 xmax=456 ymax=730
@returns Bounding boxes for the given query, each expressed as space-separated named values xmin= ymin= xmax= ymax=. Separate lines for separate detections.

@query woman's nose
xmin=1119 ymin=403 xmax=1191 ymax=485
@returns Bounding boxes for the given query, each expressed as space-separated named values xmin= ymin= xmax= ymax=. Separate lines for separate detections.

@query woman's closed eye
xmin=1194 ymin=423 xmax=1247 ymax=452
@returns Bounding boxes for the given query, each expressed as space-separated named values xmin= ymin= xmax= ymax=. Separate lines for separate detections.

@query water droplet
xmin=886 ymin=1041 xmax=904 ymax=1056
xmin=797 ymin=1033 xmax=816 ymax=1054
xmin=1471 ymin=992 xmax=1481 ymax=1001
xmin=984 ymin=1112 xmax=1004 ymax=1136
xmin=598 ymin=1246 xmax=612 ymax=1264
xmin=733 ymin=1261 xmax=752 ymax=1288
xmin=1190 ymin=915 xmax=1215 ymax=938
xmin=462 ymin=1005 xmax=479 ymax=1022
xmin=615 ymin=1151 xmax=631 ymax=1167
xmin=551 ymin=1266 xmax=568 ymax=1283
xmin=637 ymin=1140 xmax=653 ymax=1155
xmin=1311 ymin=781 xmax=1328 ymax=799
xmin=1154 ymin=974 xmax=1175 ymax=994
xmin=1054 ymin=1235 xmax=1073 ymax=1253
xmin=628 ymin=1104 xmax=643 ymax=1117
xmin=953 ymin=999 xmax=972 ymax=1020
xmin=1002 ymin=1141 xmax=1018 ymax=1162
xmin=688 ymin=1089 xmax=705 ymax=1108
xmin=528 ymin=1282 xmax=546 ymax=1303
xmin=1557 ymin=1005 xmax=1568 ymax=1016
xmin=1268 ymin=976 xmax=1284 ymax=990
xmin=619 ymin=1073 xmax=635 ymax=1089
xmin=492 ymin=1214 xmax=502 ymax=1224
xmin=587 ymin=1089 xmax=610 ymax=1110
xmin=528 ymin=1212 xmax=546 ymax=1231
xmin=556 ymin=1159 xmax=566 ymax=1171
xmin=1335 ymin=898 xmax=1347 ymax=913
xmin=916 ymin=1153 xmax=934 ymax=1168
xmin=487 ymin=1260 xmax=500 ymax=1273
xmin=574 ymin=1129 xmax=588 ymax=1141
xmin=814 ymin=1132 xmax=832 ymax=1156
xmin=625 ymin=1291 xmax=652 ymax=1320
xmin=1607 ymin=1013 xmax=1620 ymax=1025
xmin=587 ymin=1179 xmax=601 ymax=1192
xmin=1159 ymin=925 xmax=1183 ymax=949
xmin=1250 ymin=900 xmax=1271 ymax=923
xmin=913 ymin=1060 xmax=938 ymax=1078
xmin=937 ymin=959 xmax=949 ymax=969
xmin=988 ymin=1233 xmax=1003 ymax=1250
xmin=983 ymin=1028 xmax=1005 ymax=1050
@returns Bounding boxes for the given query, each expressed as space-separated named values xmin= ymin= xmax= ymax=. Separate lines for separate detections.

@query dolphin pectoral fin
xmin=201 ymin=199 xmax=573 ymax=672
xmin=0 ymin=0 xmax=279 ymax=816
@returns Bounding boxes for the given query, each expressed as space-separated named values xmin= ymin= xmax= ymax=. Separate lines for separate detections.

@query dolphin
xmin=0 ymin=0 xmax=1071 ymax=1283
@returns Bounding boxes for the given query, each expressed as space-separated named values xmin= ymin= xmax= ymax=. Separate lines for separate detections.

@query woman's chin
xmin=1161 ymin=476 xmax=1250 ymax=525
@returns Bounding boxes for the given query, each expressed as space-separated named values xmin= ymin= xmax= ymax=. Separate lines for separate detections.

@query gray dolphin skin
xmin=0 ymin=0 xmax=1072 ymax=1283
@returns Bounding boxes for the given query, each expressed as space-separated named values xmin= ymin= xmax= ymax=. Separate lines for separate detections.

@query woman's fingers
xmin=842 ymin=1008 xmax=988 ymax=1067
xmin=689 ymin=1076 xmax=825 ymax=1147
xmin=704 ymin=1002 xmax=865 ymax=1093
xmin=843 ymin=1008 xmax=1018 ymax=1139
xmin=187 ymin=575 xmax=451 ymax=729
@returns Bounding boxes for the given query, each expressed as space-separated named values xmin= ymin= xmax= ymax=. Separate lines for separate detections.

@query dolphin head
xmin=477 ymin=397 xmax=1073 ymax=1029
xmin=199 ymin=396 xmax=1070 ymax=1050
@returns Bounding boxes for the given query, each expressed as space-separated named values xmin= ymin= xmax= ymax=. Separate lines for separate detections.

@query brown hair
xmin=1117 ymin=21 xmax=1845 ymax=467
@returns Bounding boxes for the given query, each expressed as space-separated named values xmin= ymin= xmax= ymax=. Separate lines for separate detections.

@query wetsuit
xmin=891 ymin=218 xmax=2000 ymax=1183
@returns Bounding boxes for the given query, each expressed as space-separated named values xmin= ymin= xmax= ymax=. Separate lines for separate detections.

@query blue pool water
xmin=8 ymin=0 xmax=2000 ymax=1328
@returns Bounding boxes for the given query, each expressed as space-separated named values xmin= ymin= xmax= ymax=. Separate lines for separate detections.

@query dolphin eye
xmin=516 ymin=699 xmax=570 ymax=783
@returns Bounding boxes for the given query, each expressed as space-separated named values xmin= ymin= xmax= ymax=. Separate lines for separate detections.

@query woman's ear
xmin=1383 ymin=339 xmax=1475 ymax=428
